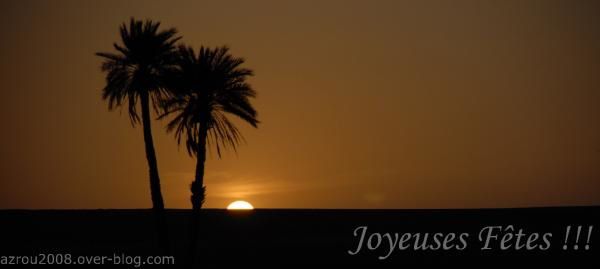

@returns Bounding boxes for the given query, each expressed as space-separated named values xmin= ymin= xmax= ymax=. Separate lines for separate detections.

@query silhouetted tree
xmin=161 ymin=45 xmax=259 ymax=212
xmin=160 ymin=45 xmax=258 ymax=265
xmin=96 ymin=18 xmax=181 ymax=253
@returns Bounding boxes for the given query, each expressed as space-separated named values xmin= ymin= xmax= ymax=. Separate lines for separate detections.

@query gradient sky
xmin=1 ymin=0 xmax=599 ymax=209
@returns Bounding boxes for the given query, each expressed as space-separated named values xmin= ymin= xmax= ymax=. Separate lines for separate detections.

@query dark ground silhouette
xmin=1 ymin=207 xmax=598 ymax=266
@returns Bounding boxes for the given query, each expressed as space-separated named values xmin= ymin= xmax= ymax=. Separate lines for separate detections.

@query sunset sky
xmin=1 ymin=0 xmax=599 ymax=209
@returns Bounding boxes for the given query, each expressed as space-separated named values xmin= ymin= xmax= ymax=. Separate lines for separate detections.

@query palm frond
xmin=161 ymin=45 xmax=259 ymax=158
xmin=96 ymin=17 xmax=181 ymax=125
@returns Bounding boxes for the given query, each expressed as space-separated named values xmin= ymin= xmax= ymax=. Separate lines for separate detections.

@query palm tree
xmin=160 ymin=45 xmax=258 ymax=265
xmin=96 ymin=18 xmax=181 ymax=253
xmin=161 ymin=45 xmax=259 ymax=213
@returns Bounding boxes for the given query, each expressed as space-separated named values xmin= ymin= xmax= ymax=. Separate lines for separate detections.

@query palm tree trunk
xmin=140 ymin=92 xmax=165 ymax=210
xmin=190 ymin=125 xmax=207 ymax=212
xmin=188 ymin=124 xmax=208 ymax=265
xmin=140 ymin=91 xmax=170 ymax=254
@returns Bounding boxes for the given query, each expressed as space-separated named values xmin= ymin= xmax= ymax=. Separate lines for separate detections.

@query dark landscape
xmin=1 ymin=207 xmax=598 ymax=266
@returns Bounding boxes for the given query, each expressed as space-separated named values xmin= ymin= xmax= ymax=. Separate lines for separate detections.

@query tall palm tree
xmin=161 ymin=45 xmax=259 ymax=213
xmin=96 ymin=18 xmax=181 ymax=252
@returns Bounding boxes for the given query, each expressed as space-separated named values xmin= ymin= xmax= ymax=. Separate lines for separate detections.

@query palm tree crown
xmin=161 ymin=45 xmax=259 ymax=157
xmin=97 ymin=18 xmax=181 ymax=123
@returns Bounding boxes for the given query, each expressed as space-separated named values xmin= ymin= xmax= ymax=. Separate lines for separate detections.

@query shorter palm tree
xmin=161 ymin=45 xmax=258 ymax=265
xmin=161 ymin=45 xmax=259 ymax=212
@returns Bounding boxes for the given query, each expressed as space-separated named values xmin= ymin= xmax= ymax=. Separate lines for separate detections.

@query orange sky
xmin=1 ymin=0 xmax=599 ymax=209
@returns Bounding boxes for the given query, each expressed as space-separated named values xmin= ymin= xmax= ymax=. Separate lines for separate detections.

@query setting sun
xmin=227 ymin=200 xmax=254 ymax=210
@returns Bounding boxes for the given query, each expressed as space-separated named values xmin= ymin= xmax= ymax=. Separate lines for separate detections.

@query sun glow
xmin=227 ymin=200 xmax=254 ymax=210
